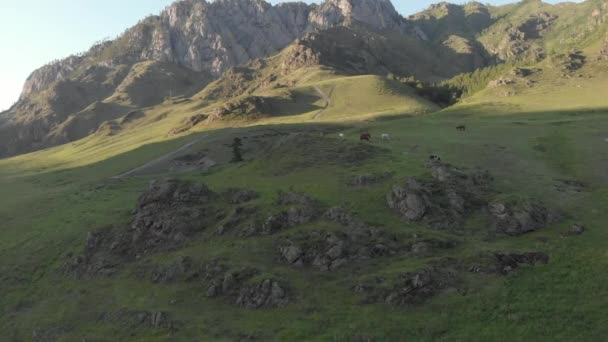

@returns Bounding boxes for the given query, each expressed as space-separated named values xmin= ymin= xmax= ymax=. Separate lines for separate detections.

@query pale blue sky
xmin=0 ymin=0 xmax=581 ymax=111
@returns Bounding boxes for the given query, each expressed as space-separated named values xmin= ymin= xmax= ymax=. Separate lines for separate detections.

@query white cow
xmin=339 ymin=133 xmax=345 ymax=138
xmin=381 ymin=133 xmax=391 ymax=141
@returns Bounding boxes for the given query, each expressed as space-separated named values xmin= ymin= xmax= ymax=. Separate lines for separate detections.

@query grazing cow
xmin=429 ymin=155 xmax=441 ymax=161
xmin=456 ymin=125 xmax=466 ymax=132
xmin=339 ymin=133 xmax=345 ymax=138
xmin=381 ymin=133 xmax=391 ymax=141
xmin=360 ymin=133 xmax=372 ymax=141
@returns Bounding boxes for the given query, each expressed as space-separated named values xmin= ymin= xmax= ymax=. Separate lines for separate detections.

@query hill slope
xmin=6 ymin=0 xmax=608 ymax=158
xmin=1 ymin=57 xmax=608 ymax=339
xmin=1 ymin=4 xmax=608 ymax=339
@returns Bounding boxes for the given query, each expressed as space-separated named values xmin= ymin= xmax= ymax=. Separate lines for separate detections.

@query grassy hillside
xmin=3 ymin=2 xmax=608 ymax=340
xmin=446 ymin=58 xmax=608 ymax=114
xmin=1 ymin=55 xmax=608 ymax=340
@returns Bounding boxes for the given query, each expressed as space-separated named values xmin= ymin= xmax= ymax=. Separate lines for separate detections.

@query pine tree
xmin=230 ymin=138 xmax=244 ymax=163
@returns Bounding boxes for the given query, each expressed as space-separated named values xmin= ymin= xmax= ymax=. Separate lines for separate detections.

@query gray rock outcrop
xmin=20 ymin=0 xmax=404 ymax=100
xmin=488 ymin=199 xmax=550 ymax=236
xmin=386 ymin=161 xmax=492 ymax=230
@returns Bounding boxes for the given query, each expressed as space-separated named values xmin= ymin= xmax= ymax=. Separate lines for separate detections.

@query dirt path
xmin=313 ymin=86 xmax=333 ymax=120
xmin=111 ymin=136 xmax=205 ymax=179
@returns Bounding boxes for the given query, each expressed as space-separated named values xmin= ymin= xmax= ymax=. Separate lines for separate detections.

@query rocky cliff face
xmin=19 ymin=0 xmax=404 ymax=100
xmin=310 ymin=0 xmax=404 ymax=31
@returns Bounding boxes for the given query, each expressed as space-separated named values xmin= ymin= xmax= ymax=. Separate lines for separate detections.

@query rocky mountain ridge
xmin=20 ymin=0 xmax=404 ymax=100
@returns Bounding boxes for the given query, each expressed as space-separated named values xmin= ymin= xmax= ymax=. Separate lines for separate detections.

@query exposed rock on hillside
xmin=278 ymin=227 xmax=403 ymax=271
xmin=511 ymin=67 xmax=542 ymax=77
xmin=128 ymin=179 xmax=217 ymax=252
xmin=386 ymin=161 xmax=492 ymax=230
xmin=106 ymin=309 xmax=177 ymax=330
xmin=21 ymin=0 xmax=403 ymax=101
xmin=488 ymin=68 xmax=541 ymax=89
xmin=236 ymin=278 xmax=290 ymax=309
xmin=355 ymin=266 xmax=458 ymax=306
xmin=276 ymin=205 xmax=417 ymax=271
xmin=488 ymin=199 xmax=550 ymax=236
xmin=558 ymin=51 xmax=587 ymax=72
xmin=311 ymin=0 xmax=405 ymax=31
xmin=20 ymin=56 xmax=86 ymax=99
xmin=469 ymin=252 xmax=550 ymax=275
xmin=143 ymin=257 xmax=290 ymax=308
xmin=202 ymin=261 xmax=289 ymax=309
xmin=564 ymin=224 xmax=585 ymax=236
xmin=256 ymin=192 xmax=322 ymax=235
xmin=597 ymin=35 xmax=608 ymax=61
xmin=408 ymin=2 xmax=494 ymax=42
xmin=208 ymin=96 xmax=276 ymax=122
xmin=488 ymin=78 xmax=517 ymax=88
xmin=488 ymin=12 xmax=557 ymax=61
xmin=518 ymin=12 xmax=557 ymax=40
xmin=66 ymin=180 xmax=244 ymax=276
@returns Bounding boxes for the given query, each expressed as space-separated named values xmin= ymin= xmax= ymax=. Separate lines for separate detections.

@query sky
xmin=0 ymin=0 xmax=581 ymax=111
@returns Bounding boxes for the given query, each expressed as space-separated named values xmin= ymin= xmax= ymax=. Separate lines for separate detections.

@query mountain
xmin=1 ymin=0 xmax=607 ymax=159
xmin=0 ymin=0 xmax=408 ymax=158
xmin=3 ymin=1 xmax=608 ymax=340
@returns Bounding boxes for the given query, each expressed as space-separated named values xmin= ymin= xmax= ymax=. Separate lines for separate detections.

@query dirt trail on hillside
xmin=313 ymin=86 xmax=333 ymax=120
xmin=111 ymin=136 xmax=205 ymax=179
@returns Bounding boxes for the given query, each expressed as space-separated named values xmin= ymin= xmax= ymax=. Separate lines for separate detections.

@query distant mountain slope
xmin=0 ymin=0 xmax=408 ymax=158
xmin=1 ymin=0 xmax=608 ymax=159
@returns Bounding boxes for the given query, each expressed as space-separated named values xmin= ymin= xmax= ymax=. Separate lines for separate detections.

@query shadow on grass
xmin=7 ymin=104 xmax=608 ymax=188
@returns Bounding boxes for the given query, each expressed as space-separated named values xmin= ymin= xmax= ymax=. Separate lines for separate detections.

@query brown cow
xmin=360 ymin=133 xmax=372 ymax=141
xmin=456 ymin=125 xmax=466 ymax=132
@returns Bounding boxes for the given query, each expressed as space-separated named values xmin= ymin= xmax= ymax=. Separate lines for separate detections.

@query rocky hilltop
xmin=21 ymin=0 xmax=404 ymax=100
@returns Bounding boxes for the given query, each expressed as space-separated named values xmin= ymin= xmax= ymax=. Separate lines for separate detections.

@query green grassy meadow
xmin=1 ymin=58 xmax=608 ymax=341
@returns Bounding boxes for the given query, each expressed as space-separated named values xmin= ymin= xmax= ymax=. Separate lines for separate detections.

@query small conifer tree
xmin=231 ymin=137 xmax=244 ymax=163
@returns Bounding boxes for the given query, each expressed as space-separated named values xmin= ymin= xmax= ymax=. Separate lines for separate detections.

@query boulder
xmin=151 ymin=256 xmax=194 ymax=283
xmin=488 ymin=78 xmax=517 ymax=88
xmin=236 ymin=279 xmax=289 ymax=309
xmin=324 ymin=207 xmax=369 ymax=230
xmin=280 ymin=245 xmax=304 ymax=265
xmin=489 ymin=199 xmax=549 ymax=235
xmin=386 ymin=178 xmax=428 ymax=221
xmin=278 ymin=228 xmax=403 ymax=271
xmin=387 ymin=162 xmax=491 ymax=230
xmin=250 ymin=191 xmax=321 ymax=235
xmin=564 ymin=224 xmax=585 ymax=236
xmin=494 ymin=252 xmax=549 ymax=274
xmin=227 ymin=189 xmax=259 ymax=204
xmin=411 ymin=242 xmax=431 ymax=257
xmin=132 ymin=179 xmax=215 ymax=230
xmin=150 ymin=311 xmax=167 ymax=328
xmin=98 ymin=308 xmax=177 ymax=331
xmin=216 ymin=206 xmax=258 ymax=236
xmin=468 ymin=251 xmax=549 ymax=274
xmin=65 ymin=179 xmax=227 ymax=276
xmin=357 ymin=267 xmax=456 ymax=306
xmin=261 ymin=206 xmax=317 ymax=234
